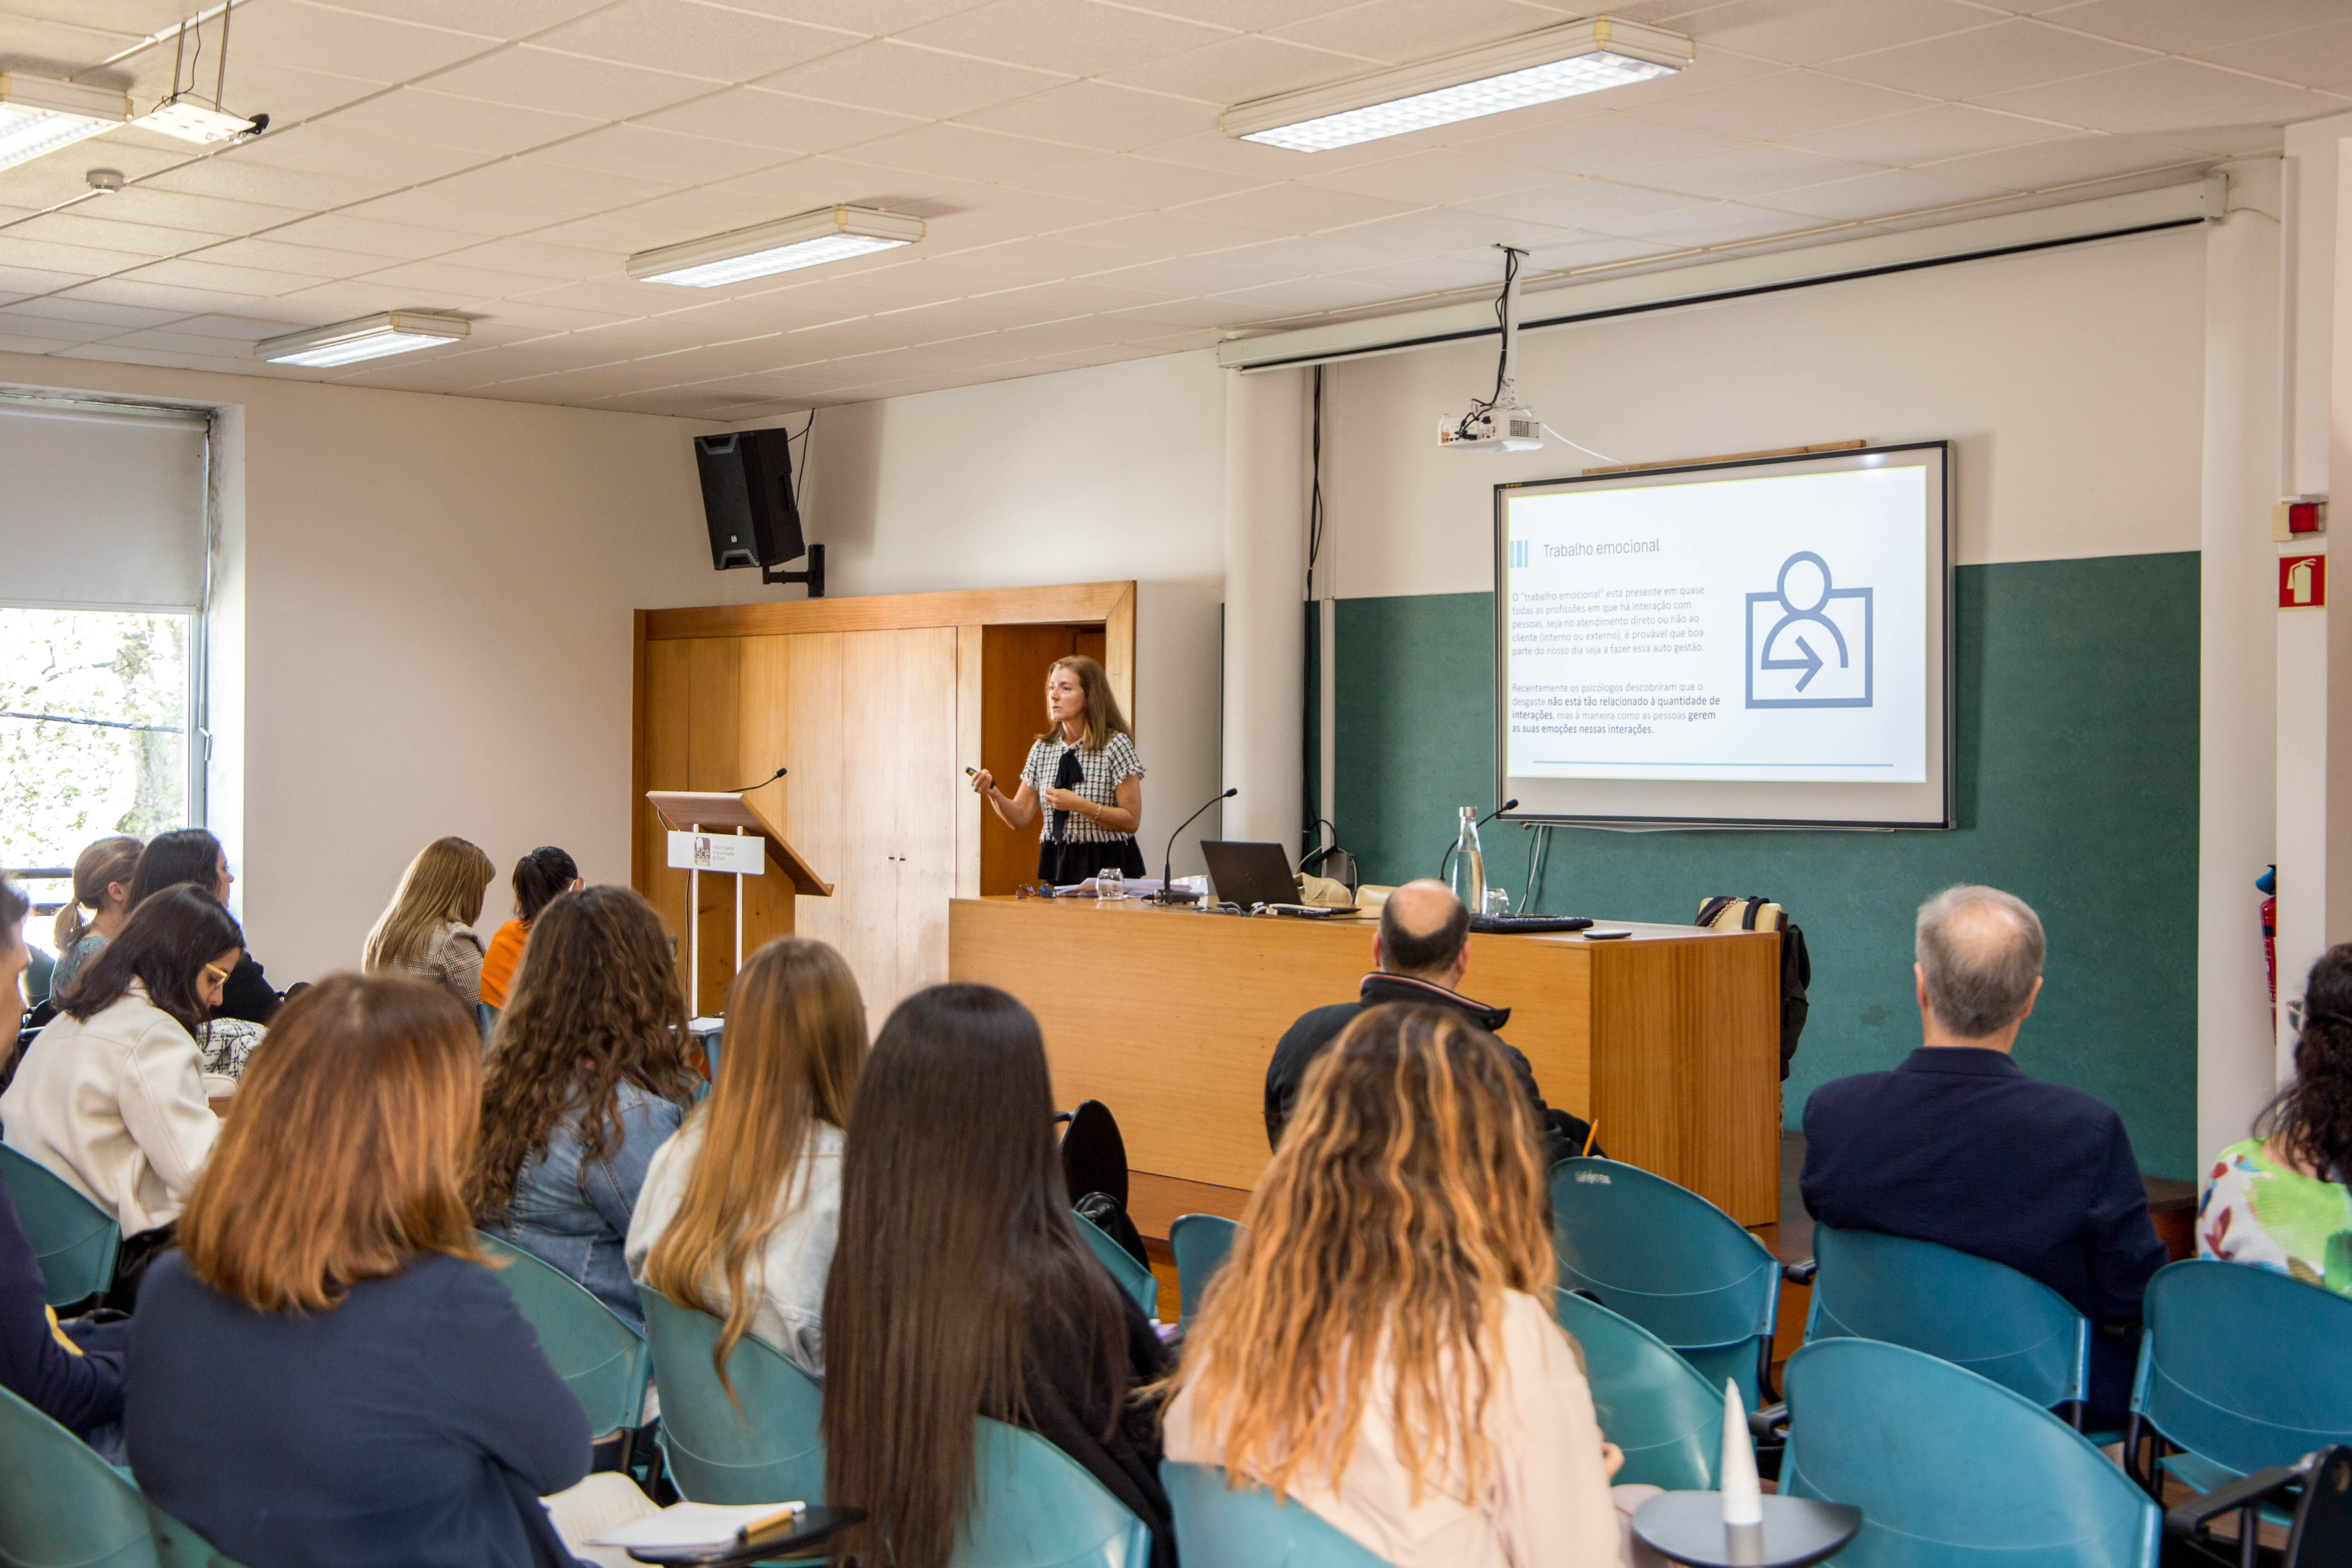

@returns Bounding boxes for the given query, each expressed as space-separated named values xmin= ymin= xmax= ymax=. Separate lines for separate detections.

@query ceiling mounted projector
xmin=1441 ymin=246 xmax=1544 ymax=454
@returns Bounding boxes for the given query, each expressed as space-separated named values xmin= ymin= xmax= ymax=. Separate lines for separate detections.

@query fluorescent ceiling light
xmin=627 ymin=205 xmax=925 ymax=288
xmin=1224 ymin=17 xmax=1692 ymax=152
xmin=0 ymin=74 xmax=128 ymax=172
xmin=134 ymin=95 xmax=259 ymax=144
xmin=254 ymin=312 xmax=469 ymax=368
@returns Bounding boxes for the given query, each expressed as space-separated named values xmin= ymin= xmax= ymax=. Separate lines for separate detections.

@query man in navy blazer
xmin=1801 ymin=884 xmax=2165 ymax=1418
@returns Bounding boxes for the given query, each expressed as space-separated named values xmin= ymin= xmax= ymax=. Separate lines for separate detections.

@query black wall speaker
xmin=694 ymin=429 xmax=804 ymax=570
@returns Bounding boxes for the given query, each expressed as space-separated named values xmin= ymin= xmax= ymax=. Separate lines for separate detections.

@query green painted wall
xmin=1332 ymin=552 xmax=2200 ymax=1179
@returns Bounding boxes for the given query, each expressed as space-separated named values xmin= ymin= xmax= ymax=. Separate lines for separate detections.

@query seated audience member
xmin=1264 ymin=878 xmax=1592 ymax=1161
xmin=2202 ymin=943 xmax=2352 ymax=1294
xmin=129 ymin=829 xmax=281 ymax=1023
xmin=469 ymin=887 xmax=694 ymax=1327
xmin=364 ymin=836 xmax=496 ymax=1012
xmin=1803 ymin=884 xmax=2165 ymax=1417
xmin=48 ymin=835 xmax=142 ymax=999
xmin=0 ymin=877 xmax=126 ymax=1440
xmin=630 ymin=936 xmax=864 ymax=1379
xmin=479 ymin=846 xmax=579 ymax=1012
xmin=1167 ymin=1003 xmax=1645 ymax=1567
xmin=126 ymin=973 xmax=656 ymax=1568
xmin=0 ymin=885 xmax=240 ymax=1248
xmin=824 ymin=983 xmax=1175 ymax=1568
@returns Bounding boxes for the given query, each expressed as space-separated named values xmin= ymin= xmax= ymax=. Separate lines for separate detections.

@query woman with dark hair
xmin=130 ymin=828 xmax=281 ymax=1023
xmin=478 ymin=847 xmax=579 ymax=1013
xmin=468 ymin=886 xmax=695 ymax=1327
xmin=822 ymin=982 xmax=1173 ymax=1568
xmin=2202 ymin=944 xmax=2352 ymax=1295
xmin=0 ymin=886 xmax=241 ymax=1239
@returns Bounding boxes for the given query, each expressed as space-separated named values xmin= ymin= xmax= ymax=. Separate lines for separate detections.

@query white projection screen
xmin=1494 ymin=442 xmax=1952 ymax=829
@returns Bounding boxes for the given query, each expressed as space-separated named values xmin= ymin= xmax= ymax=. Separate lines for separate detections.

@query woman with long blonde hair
xmin=363 ymin=836 xmax=495 ymax=1010
xmin=630 ymin=937 xmax=865 ymax=1381
xmin=968 ymin=653 xmax=1148 ymax=886
xmin=1161 ymin=1003 xmax=1641 ymax=1568
xmin=48 ymin=835 xmax=141 ymax=999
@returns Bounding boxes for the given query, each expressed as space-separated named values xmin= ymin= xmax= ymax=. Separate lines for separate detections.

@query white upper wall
xmin=1324 ymin=226 xmax=2208 ymax=600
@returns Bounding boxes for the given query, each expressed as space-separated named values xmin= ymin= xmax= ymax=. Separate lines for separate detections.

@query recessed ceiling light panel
xmin=628 ymin=205 xmax=925 ymax=288
xmin=1224 ymin=17 xmax=1692 ymax=153
xmin=254 ymin=311 xmax=470 ymax=368
xmin=0 ymin=74 xmax=128 ymax=172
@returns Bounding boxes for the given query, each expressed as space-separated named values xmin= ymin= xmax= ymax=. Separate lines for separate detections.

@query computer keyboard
xmin=1468 ymin=913 xmax=1595 ymax=934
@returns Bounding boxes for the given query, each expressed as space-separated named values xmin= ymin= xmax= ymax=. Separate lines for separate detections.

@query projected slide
xmin=1496 ymin=444 xmax=1949 ymax=827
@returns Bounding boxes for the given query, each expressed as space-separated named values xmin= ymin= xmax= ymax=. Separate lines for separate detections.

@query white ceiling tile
xmin=1980 ymin=58 xmax=2349 ymax=135
xmin=1634 ymin=69 xmax=1935 ymax=138
xmin=1453 ymin=113 xmax=1749 ymax=177
xmin=3 ymin=295 xmax=187 ymax=329
xmin=832 ymin=123 xmax=1098 ymax=183
xmin=1751 ymin=165 xmax=2015 ymax=220
xmin=355 ymin=258 xmax=567 ymax=299
xmin=52 ymin=343 xmax=209 ymax=368
xmin=1535 ymin=40 xmax=1785 ymax=113
xmin=1330 ymin=251 xmax=1514 ymax=293
xmin=1271 ymin=0 xmax=1584 ymax=66
xmin=912 ymin=236 xmax=1133 ymax=281
xmin=2151 ymin=122 xmax=2291 ymax=157
xmin=873 ymin=291 xmax=1092 ymax=334
xmin=531 ymin=0 xmax=858 ymax=80
xmin=1453 ymin=176 xmax=1708 ymax=227
xmin=434 ymin=236 xmax=628 ymax=280
xmin=163 ymin=312 xmax=317 ymax=339
xmin=1510 ymin=230 xmax=1687 ymax=272
xmin=137 ymin=156 xmax=401 ymax=213
xmin=1100 ymin=34 xmax=1374 ymax=103
xmin=1076 ymin=256 xmax=1271 ymax=294
xmin=524 ymin=123 xmax=794 ymax=183
xmin=1584 ymin=200 xmax=1824 ymax=245
xmin=2047 ymin=0 xmax=2347 ymax=53
xmin=58 ymin=276 xmax=312 ymax=316
xmin=2197 ymin=22 xmax=2352 ymax=96
xmin=238 ymin=124 xmax=487 ymax=186
xmin=1057 ymin=209 xmax=1277 ymax=259
xmin=757 ymin=40 xmax=1064 ymax=118
xmin=710 ymin=153 xmax=969 ymax=210
xmin=1688 ymin=0 xmax=1993 ymax=67
xmin=919 ymin=186 xmax=1136 ymax=236
xmin=1621 ymin=142 xmax=1884 ymax=200
xmin=1301 ymin=149 xmax=1564 ymax=204
xmin=998 ymin=154 xmax=1259 ymax=208
xmin=630 ymin=89 xmax=925 ymax=153
xmin=1921 ymin=130 xmax=2201 ymax=190
xmin=0 ymin=233 xmax=161 ymax=276
xmin=0 ymin=312 xmax=122 ymax=343
xmin=1781 ymin=103 xmax=2066 ymax=164
xmin=314 ymin=89 xmax=605 ymax=155
xmin=337 ymin=184 xmax=579 ymax=236
xmin=268 ymin=277 xmax=484 ymax=316
xmin=973 ymin=276 xmax=1182 ymax=315
xmin=1133 ymin=128 xmax=1400 ymax=177
xmin=703 ymin=0 xmax=995 ymax=34
xmin=1204 ymin=274 xmax=1399 ymax=315
xmin=0 ymin=264 xmax=117 ymax=297
xmin=228 ymin=1 xmax=502 ymax=79
xmin=1091 ymin=0 xmax=1364 ymax=31
xmin=317 ymin=0 xmax=622 ymax=37
xmin=1322 ymin=203 xmax=1574 ymax=253
xmin=1203 ymin=233 xmax=1403 ymax=276
xmin=1830 ymin=18 xmax=2154 ymax=99
xmin=181 ymin=60 xmax=385 ymax=125
xmin=0 ymin=211 xmax=216 ymax=260
xmin=266 ymin=212 xmax=481 ymax=259
xmin=0 ymin=334 xmax=89 ymax=355
xmin=954 ymin=81 xmax=1222 ymax=150
xmin=481 ymin=299 xmax=640 ymax=331
xmin=1170 ymin=181 xmax=1419 ymax=233
xmin=116 ymin=256 xmax=355 ymax=297
xmin=426 ymin=45 xmax=720 ymax=117
xmin=895 ymin=0 xmax=1226 ymax=76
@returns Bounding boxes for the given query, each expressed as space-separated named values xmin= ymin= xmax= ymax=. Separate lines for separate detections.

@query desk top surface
xmin=957 ymin=895 xmax=1771 ymax=947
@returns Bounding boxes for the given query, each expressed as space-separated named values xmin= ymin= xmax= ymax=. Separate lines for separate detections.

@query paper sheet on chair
xmin=587 ymin=1501 xmax=806 ymax=1549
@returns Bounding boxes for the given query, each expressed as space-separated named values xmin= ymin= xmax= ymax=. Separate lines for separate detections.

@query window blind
xmin=0 ymin=398 xmax=209 ymax=611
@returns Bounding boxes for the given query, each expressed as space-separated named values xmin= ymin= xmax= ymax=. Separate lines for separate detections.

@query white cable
xmin=1541 ymin=423 xmax=1620 ymax=465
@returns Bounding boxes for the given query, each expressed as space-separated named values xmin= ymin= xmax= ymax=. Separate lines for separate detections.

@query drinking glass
xmin=1097 ymin=867 xmax=1125 ymax=901
xmin=1484 ymin=886 xmax=1512 ymax=916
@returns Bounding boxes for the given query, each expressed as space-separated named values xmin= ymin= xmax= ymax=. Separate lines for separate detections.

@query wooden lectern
xmin=646 ymin=790 xmax=831 ymax=1017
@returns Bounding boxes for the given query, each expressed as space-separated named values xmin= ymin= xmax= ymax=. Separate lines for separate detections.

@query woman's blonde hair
xmin=363 ymin=836 xmax=494 ymax=972
xmin=645 ymin=937 xmax=866 ymax=1399
xmin=55 ymin=836 xmax=141 ymax=952
xmin=1036 ymin=655 xmax=1130 ymax=753
xmin=1155 ymin=1004 xmax=1556 ymax=1504
xmin=178 ymin=973 xmax=484 ymax=1313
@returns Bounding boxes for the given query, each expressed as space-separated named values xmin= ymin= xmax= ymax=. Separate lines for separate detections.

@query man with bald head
xmin=1802 ymin=884 xmax=2164 ymax=1418
xmin=1262 ymin=878 xmax=1595 ymax=1161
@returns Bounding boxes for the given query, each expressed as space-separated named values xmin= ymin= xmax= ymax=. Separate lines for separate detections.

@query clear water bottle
xmin=1449 ymin=806 xmax=1486 ymax=913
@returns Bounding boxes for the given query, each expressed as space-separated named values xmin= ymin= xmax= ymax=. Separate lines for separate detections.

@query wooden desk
xmin=948 ymin=898 xmax=1782 ymax=1225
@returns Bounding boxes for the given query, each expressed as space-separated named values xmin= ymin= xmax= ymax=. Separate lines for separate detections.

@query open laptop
xmin=1200 ymin=841 xmax=1342 ymax=916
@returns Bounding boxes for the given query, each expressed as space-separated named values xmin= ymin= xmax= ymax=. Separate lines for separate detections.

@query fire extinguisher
xmin=2259 ymin=865 xmax=2277 ymax=1032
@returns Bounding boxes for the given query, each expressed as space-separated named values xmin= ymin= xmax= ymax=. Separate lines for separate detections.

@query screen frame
xmin=1491 ymin=439 xmax=1954 ymax=831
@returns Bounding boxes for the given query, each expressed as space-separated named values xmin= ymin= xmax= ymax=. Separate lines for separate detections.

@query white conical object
xmin=1720 ymin=1378 xmax=1763 ymax=1526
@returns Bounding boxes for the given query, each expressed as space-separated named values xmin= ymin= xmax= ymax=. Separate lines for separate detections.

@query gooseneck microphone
xmin=1152 ymin=787 xmax=1239 ymax=905
xmin=722 ymin=765 xmax=788 ymax=793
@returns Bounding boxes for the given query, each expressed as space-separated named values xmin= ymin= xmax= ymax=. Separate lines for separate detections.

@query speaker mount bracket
xmin=760 ymin=542 xmax=825 ymax=597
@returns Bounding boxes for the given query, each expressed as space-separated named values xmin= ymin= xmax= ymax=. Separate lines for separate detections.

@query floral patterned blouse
xmin=2198 ymin=1137 xmax=2352 ymax=1296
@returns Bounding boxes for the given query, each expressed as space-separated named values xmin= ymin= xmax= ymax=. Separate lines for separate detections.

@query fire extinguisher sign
xmin=2280 ymin=554 xmax=2328 ymax=608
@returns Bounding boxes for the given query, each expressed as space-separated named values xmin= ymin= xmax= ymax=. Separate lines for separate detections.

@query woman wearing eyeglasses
xmin=0 ymin=885 xmax=242 ymax=1293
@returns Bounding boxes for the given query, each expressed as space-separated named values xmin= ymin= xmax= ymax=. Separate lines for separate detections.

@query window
xmin=1 ymin=606 xmax=196 ymax=867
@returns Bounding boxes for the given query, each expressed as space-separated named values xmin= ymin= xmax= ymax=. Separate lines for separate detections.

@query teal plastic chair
xmin=1806 ymin=1224 xmax=2094 ymax=1419
xmin=1549 ymin=1157 xmax=1779 ymax=1406
xmin=636 ymin=1286 xmax=827 ymax=1507
xmin=2125 ymin=1259 xmax=2352 ymax=1501
xmin=1783 ymin=1337 xmax=2159 ymax=1567
xmin=476 ymin=1233 xmax=649 ymax=1449
xmin=1074 ymin=1211 xmax=1158 ymax=1320
xmin=142 ymin=1501 xmax=251 ymax=1568
xmin=1160 ymin=1461 xmax=1388 ymax=1566
xmin=952 ymin=1418 xmax=1153 ymax=1568
xmin=1169 ymin=1214 xmax=1239 ymax=1328
xmin=1554 ymin=1288 xmax=1721 ymax=1491
xmin=0 ymin=1381 xmax=156 ymax=1568
xmin=0 ymin=1144 xmax=121 ymax=1308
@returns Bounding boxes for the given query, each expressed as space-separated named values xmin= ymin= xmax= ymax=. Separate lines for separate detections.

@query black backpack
xmin=1694 ymin=896 xmax=1812 ymax=1081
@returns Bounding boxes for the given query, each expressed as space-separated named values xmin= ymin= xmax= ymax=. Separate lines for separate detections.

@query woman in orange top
xmin=478 ymin=848 xmax=578 ymax=1012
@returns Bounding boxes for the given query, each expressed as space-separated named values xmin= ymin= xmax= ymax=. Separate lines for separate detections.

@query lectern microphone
xmin=724 ymin=765 xmax=788 ymax=792
xmin=1152 ymin=787 xmax=1238 ymax=905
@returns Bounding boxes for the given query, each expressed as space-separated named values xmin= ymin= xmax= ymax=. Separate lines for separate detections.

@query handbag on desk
xmin=1694 ymin=896 xmax=1811 ymax=1082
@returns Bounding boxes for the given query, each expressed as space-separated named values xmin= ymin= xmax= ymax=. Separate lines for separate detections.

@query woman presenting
xmin=970 ymin=656 xmax=1146 ymax=887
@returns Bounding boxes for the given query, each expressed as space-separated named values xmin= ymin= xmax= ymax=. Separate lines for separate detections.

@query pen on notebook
xmin=738 ymin=1504 xmax=806 ymax=1543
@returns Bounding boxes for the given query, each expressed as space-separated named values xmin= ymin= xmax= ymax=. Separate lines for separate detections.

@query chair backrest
xmin=476 ymin=1232 xmax=649 ymax=1440
xmin=949 ymin=1418 xmax=1152 ymax=1568
xmin=635 ymin=1285 xmax=827 ymax=1506
xmin=1059 ymin=1100 xmax=1129 ymax=1210
xmin=0 ymin=1381 xmax=156 ymax=1568
xmin=1806 ymin=1224 xmax=2090 ymax=1410
xmin=0 ymin=1144 xmax=121 ymax=1309
xmin=1784 ymin=1337 xmax=2159 ymax=1568
xmin=1549 ymin=1157 xmax=1778 ymax=1403
xmin=1554 ymin=1289 xmax=1721 ymax=1491
xmin=142 ymin=1501 xmax=250 ymax=1568
xmin=2133 ymin=1259 xmax=2352 ymax=1480
xmin=1169 ymin=1214 xmax=1239 ymax=1329
xmin=1075 ymin=1210 xmax=1158 ymax=1319
xmin=1160 ymin=1461 xmax=1389 ymax=1567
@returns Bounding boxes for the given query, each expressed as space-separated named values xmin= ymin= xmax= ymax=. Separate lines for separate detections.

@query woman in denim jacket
xmin=467 ymin=887 xmax=696 ymax=1328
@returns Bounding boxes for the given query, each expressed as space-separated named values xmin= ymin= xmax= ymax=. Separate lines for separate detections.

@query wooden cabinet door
xmin=890 ymin=627 xmax=959 ymax=1009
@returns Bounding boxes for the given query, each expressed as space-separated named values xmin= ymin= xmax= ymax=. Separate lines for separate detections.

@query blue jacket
xmin=482 ymin=1080 xmax=683 ymax=1328
xmin=126 ymin=1250 xmax=590 ymax=1568
xmin=0 ymin=1176 xmax=123 ymax=1435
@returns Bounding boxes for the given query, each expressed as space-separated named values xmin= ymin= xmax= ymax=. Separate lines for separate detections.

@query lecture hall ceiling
xmin=0 ymin=0 xmax=2344 ymax=417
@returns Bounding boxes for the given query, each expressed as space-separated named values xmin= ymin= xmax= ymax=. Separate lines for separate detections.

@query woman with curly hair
xmin=468 ymin=886 xmax=696 ymax=1327
xmin=1159 ymin=1002 xmax=1645 ymax=1568
xmin=2201 ymin=943 xmax=2352 ymax=1295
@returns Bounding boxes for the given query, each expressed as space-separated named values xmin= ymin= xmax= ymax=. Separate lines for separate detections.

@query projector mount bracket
xmin=760 ymin=542 xmax=826 ymax=597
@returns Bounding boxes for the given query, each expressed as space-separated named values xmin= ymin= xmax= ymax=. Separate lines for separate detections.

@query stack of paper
xmin=587 ymin=1501 xmax=806 ymax=1551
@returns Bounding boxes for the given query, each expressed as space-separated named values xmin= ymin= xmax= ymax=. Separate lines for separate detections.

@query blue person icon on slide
xmin=1746 ymin=551 xmax=1873 ymax=708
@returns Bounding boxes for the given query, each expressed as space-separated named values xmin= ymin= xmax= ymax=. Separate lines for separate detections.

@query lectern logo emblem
xmin=1746 ymin=551 xmax=1874 ymax=709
